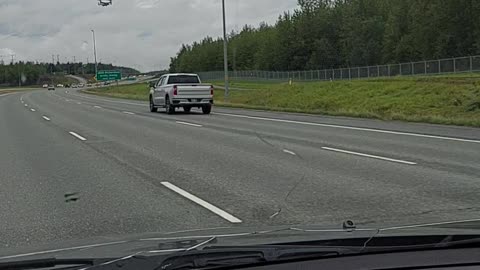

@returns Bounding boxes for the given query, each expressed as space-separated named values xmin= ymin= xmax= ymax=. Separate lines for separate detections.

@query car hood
xmin=2 ymin=221 xmax=480 ymax=262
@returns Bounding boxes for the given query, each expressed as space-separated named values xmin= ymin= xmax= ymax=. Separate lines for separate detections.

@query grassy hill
xmin=84 ymin=74 xmax=480 ymax=127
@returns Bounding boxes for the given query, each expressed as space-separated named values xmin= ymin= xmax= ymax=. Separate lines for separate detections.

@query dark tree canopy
xmin=169 ymin=0 xmax=480 ymax=72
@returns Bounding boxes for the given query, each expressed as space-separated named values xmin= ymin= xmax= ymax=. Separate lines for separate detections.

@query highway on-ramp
xmin=1 ymin=87 xmax=480 ymax=251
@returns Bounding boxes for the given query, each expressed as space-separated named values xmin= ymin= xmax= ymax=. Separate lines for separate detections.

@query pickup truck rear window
xmin=167 ymin=75 xmax=200 ymax=84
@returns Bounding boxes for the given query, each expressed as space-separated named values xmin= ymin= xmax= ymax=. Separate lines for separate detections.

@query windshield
xmin=0 ymin=0 xmax=479 ymax=261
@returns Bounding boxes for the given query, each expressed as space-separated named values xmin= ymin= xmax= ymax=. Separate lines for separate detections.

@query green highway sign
xmin=96 ymin=70 xmax=121 ymax=81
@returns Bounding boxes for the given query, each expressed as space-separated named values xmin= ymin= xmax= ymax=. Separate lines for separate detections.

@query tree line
xmin=0 ymin=62 xmax=139 ymax=86
xmin=169 ymin=0 xmax=480 ymax=72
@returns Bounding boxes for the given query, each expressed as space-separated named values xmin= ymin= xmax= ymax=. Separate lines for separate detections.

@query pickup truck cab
xmin=149 ymin=73 xmax=213 ymax=114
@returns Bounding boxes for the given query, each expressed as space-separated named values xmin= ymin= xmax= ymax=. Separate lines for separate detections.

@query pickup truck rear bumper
xmin=172 ymin=99 xmax=213 ymax=106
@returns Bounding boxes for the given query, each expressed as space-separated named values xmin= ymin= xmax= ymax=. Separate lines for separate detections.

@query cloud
xmin=0 ymin=0 xmax=298 ymax=71
xmin=81 ymin=41 xmax=89 ymax=51
xmin=135 ymin=0 xmax=160 ymax=9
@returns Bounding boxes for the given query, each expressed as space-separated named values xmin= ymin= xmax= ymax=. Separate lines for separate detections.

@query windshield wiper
xmin=156 ymin=245 xmax=359 ymax=270
xmin=0 ymin=257 xmax=103 ymax=270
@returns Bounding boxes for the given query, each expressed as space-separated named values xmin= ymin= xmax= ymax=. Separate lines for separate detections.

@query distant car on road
xmin=47 ymin=85 xmax=55 ymax=91
xmin=56 ymin=84 xmax=64 ymax=88
xmin=42 ymin=84 xmax=48 ymax=88
xmin=71 ymin=84 xmax=78 ymax=88
xmin=149 ymin=73 xmax=213 ymax=114
xmin=78 ymin=83 xmax=85 ymax=88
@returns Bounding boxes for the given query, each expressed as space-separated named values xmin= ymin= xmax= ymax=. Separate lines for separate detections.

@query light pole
xmin=91 ymin=29 xmax=98 ymax=78
xmin=222 ymin=0 xmax=229 ymax=101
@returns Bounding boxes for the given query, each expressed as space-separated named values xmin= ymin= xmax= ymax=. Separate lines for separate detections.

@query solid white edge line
xmin=122 ymin=111 xmax=135 ymax=115
xmin=42 ymin=116 xmax=51 ymax=121
xmin=161 ymin=182 xmax=242 ymax=224
xmin=322 ymin=147 xmax=417 ymax=165
xmin=0 ymin=241 xmax=127 ymax=261
xmin=30 ymin=109 xmax=36 ymax=112
xmin=282 ymin=149 xmax=297 ymax=156
xmin=69 ymin=132 xmax=87 ymax=141
xmin=214 ymin=112 xmax=480 ymax=144
xmin=176 ymin=121 xmax=203 ymax=127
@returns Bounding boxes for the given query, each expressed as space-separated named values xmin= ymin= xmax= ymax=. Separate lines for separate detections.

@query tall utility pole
xmin=222 ymin=0 xmax=229 ymax=101
xmin=11 ymin=54 xmax=15 ymax=64
xmin=73 ymin=56 xmax=77 ymax=74
xmin=57 ymin=54 xmax=60 ymax=64
xmin=91 ymin=30 xmax=98 ymax=78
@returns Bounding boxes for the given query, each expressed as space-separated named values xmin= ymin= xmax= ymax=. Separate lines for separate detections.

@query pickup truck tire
xmin=165 ymin=97 xmax=175 ymax=115
xmin=183 ymin=106 xmax=192 ymax=113
xmin=202 ymin=104 xmax=212 ymax=114
xmin=149 ymin=97 xmax=157 ymax=112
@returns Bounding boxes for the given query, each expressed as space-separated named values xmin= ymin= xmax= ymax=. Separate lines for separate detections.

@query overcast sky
xmin=0 ymin=0 xmax=298 ymax=72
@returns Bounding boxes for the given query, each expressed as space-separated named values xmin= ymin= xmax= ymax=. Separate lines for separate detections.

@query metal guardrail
xmin=198 ymin=55 xmax=480 ymax=81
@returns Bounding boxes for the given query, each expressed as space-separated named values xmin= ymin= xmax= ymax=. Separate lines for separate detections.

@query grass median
xmin=83 ymin=74 xmax=480 ymax=127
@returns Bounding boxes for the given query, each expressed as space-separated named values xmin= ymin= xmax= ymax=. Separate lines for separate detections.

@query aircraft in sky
xmin=98 ymin=0 xmax=112 ymax=7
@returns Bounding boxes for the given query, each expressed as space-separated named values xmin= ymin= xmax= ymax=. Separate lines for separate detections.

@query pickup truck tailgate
xmin=176 ymin=85 xmax=212 ymax=99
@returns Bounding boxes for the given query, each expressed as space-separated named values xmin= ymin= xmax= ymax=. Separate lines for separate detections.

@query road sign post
xmin=96 ymin=70 xmax=121 ymax=81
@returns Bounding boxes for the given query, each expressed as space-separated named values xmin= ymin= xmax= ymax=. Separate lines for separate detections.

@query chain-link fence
xmin=198 ymin=55 xmax=480 ymax=82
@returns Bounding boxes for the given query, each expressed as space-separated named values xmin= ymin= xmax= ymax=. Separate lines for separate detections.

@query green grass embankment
xmin=84 ymin=74 xmax=480 ymax=127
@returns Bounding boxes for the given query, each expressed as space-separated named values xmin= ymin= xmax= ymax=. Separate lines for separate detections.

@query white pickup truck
xmin=149 ymin=73 xmax=213 ymax=114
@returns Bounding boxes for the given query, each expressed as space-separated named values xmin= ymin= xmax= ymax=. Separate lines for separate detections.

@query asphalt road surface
xmin=1 ymin=87 xmax=480 ymax=252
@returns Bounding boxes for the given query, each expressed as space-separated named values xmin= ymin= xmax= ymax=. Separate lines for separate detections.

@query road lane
xmin=21 ymin=89 xmax=480 ymax=229
xmin=56 ymin=89 xmax=480 ymax=175
xmin=0 ymin=92 xmax=228 ymax=250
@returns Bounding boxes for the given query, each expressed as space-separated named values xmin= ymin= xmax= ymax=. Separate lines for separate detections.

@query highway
xmin=1 ymin=87 xmax=480 ymax=251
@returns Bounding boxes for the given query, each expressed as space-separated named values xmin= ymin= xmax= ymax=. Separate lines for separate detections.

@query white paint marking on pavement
xmin=214 ymin=112 xmax=480 ymax=144
xmin=69 ymin=132 xmax=87 ymax=141
xmin=322 ymin=147 xmax=417 ymax=165
xmin=176 ymin=121 xmax=203 ymax=128
xmin=65 ymin=99 xmax=70 ymax=102
xmin=76 ymin=102 xmax=82 ymax=105
xmin=21 ymin=100 xmax=24 ymax=104
xmin=30 ymin=109 xmax=36 ymax=112
xmin=0 ymin=241 xmax=127 ymax=260
xmin=282 ymin=149 xmax=297 ymax=156
xmin=42 ymin=116 xmax=51 ymax=121
xmin=122 ymin=111 xmax=135 ymax=115
xmin=24 ymin=104 xmax=28 ymax=107
xmin=161 ymin=182 xmax=242 ymax=224
xmin=94 ymin=105 xmax=102 ymax=109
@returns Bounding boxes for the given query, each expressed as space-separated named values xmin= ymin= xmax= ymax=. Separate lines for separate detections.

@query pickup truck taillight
xmin=210 ymin=85 xmax=214 ymax=96
xmin=173 ymin=85 xmax=178 ymax=96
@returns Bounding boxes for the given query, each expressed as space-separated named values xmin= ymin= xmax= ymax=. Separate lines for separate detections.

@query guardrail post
xmin=470 ymin=56 xmax=473 ymax=72
xmin=348 ymin=68 xmax=351 ymax=80
xmin=377 ymin=65 xmax=380 ymax=77
xmin=411 ymin=62 xmax=414 ymax=75
xmin=424 ymin=61 xmax=427 ymax=74
xmin=332 ymin=69 xmax=334 ymax=80
xmin=388 ymin=64 xmax=391 ymax=77
xmin=438 ymin=59 xmax=441 ymax=74
xmin=399 ymin=64 xmax=402 ymax=75
xmin=453 ymin=58 xmax=456 ymax=73
xmin=324 ymin=69 xmax=327 ymax=81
